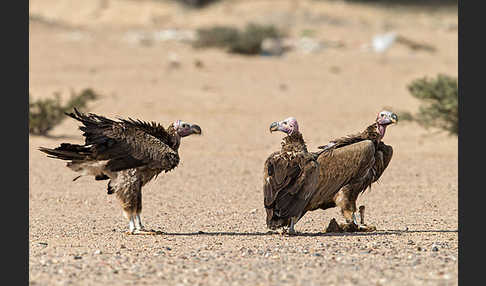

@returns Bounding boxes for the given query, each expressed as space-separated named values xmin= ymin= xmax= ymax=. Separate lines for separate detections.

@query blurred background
xmin=29 ymin=0 xmax=458 ymax=140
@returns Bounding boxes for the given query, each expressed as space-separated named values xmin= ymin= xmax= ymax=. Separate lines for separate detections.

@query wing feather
xmin=263 ymin=151 xmax=319 ymax=228
xmin=372 ymin=142 xmax=393 ymax=182
xmin=311 ymin=140 xmax=376 ymax=206
xmin=65 ymin=108 xmax=179 ymax=172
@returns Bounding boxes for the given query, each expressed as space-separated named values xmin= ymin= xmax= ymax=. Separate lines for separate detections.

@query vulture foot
xmin=357 ymin=224 xmax=376 ymax=232
xmin=288 ymin=217 xmax=299 ymax=235
xmin=325 ymin=218 xmax=376 ymax=233
xmin=287 ymin=229 xmax=297 ymax=236
xmin=341 ymin=222 xmax=359 ymax=232
xmin=277 ymin=227 xmax=297 ymax=236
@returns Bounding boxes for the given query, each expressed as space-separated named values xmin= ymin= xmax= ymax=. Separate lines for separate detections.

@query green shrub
xmin=192 ymin=26 xmax=239 ymax=49
xmin=29 ymin=88 xmax=100 ymax=135
xmin=193 ymin=23 xmax=284 ymax=55
xmin=403 ymin=74 xmax=458 ymax=135
xmin=228 ymin=23 xmax=283 ymax=55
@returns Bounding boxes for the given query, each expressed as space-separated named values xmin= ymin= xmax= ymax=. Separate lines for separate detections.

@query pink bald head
xmin=270 ymin=117 xmax=299 ymax=135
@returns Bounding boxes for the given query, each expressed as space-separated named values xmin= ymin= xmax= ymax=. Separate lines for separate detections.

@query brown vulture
xmin=38 ymin=108 xmax=202 ymax=235
xmin=313 ymin=110 xmax=398 ymax=232
xmin=263 ymin=117 xmax=320 ymax=234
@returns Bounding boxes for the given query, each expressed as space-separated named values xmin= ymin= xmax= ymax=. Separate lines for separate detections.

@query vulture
xmin=263 ymin=111 xmax=397 ymax=234
xmin=38 ymin=108 xmax=202 ymax=235
xmin=263 ymin=117 xmax=319 ymax=234
xmin=313 ymin=110 xmax=398 ymax=232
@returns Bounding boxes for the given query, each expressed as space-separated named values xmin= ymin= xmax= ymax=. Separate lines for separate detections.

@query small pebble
xmin=94 ymin=250 xmax=102 ymax=255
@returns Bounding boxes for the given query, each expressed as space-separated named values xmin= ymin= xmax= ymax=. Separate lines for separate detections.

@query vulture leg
xmin=117 ymin=181 xmax=156 ymax=235
xmin=333 ymin=185 xmax=358 ymax=226
xmin=356 ymin=205 xmax=376 ymax=232
xmin=359 ymin=205 xmax=365 ymax=225
xmin=132 ymin=195 xmax=157 ymax=235
xmin=334 ymin=184 xmax=376 ymax=232
xmin=288 ymin=217 xmax=298 ymax=235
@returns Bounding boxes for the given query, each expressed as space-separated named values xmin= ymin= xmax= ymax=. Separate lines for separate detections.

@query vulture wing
xmin=317 ymin=136 xmax=362 ymax=151
xmin=310 ymin=140 xmax=376 ymax=207
xmin=39 ymin=108 xmax=179 ymax=173
xmin=263 ymin=151 xmax=319 ymax=228
xmin=372 ymin=142 xmax=393 ymax=182
xmin=317 ymin=124 xmax=378 ymax=152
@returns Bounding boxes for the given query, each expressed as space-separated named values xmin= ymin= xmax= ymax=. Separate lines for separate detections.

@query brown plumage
xmin=313 ymin=110 xmax=398 ymax=231
xmin=263 ymin=117 xmax=319 ymax=234
xmin=39 ymin=108 xmax=202 ymax=234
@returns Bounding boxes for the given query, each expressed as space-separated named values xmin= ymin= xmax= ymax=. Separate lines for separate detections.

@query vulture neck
xmin=167 ymin=125 xmax=181 ymax=151
xmin=281 ymin=132 xmax=308 ymax=153
xmin=365 ymin=123 xmax=385 ymax=143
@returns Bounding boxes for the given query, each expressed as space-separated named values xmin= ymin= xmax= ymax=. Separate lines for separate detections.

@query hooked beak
xmin=190 ymin=124 xmax=202 ymax=135
xmin=269 ymin=121 xmax=279 ymax=133
xmin=378 ymin=113 xmax=398 ymax=126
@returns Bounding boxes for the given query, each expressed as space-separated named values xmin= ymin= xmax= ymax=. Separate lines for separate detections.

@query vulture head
xmin=173 ymin=120 xmax=202 ymax=137
xmin=375 ymin=110 xmax=398 ymax=138
xmin=270 ymin=117 xmax=299 ymax=135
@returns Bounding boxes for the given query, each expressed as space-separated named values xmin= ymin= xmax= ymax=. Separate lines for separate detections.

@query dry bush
xmin=29 ymin=88 xmax=100 ymax=136
xmin=192 ymin=26 xmax=239 ymax=49
xmin=401 ymin=74 xmax=458 ymax=135
xmin=193 ymin=23 xmax=284 ymax=55
xmin=228 ymin=23 xmax=283 ymax=55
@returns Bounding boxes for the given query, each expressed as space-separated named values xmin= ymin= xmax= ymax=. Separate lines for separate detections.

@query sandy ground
xmin=29 ymin=1 xmax=458 ymax=285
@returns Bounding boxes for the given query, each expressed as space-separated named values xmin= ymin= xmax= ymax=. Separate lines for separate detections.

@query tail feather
xmin=39 ymin=143 xmax=91 ymax=161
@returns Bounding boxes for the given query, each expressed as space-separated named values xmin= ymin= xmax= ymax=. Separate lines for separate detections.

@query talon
xmin=357 ymin=224 xmax=376 ymax=232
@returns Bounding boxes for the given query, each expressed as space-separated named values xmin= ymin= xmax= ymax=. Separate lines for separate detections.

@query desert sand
xmin=29 ymin=1 xmax=458 ymax=285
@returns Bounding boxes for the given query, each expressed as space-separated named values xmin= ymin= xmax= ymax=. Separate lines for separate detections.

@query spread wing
xmin=263 ymin=151 xmax=319 ymax=228
xmin=312 ymin=140 xmax=376 ymax=204
xmin=39 ymin=108 xmax=179 ymax=173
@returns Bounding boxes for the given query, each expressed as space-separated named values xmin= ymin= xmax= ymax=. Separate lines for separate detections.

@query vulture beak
xmin=377 ymin=112 xmax=399 ymax=126
xmin=269 ymin=121 xmax=279 ymax=133
xmin=190 ymin=124 xmax=202 ymax=135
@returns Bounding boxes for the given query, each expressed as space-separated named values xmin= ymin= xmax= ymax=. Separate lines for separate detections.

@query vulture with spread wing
xmin=313 ymin=110 xmax=398 ymax=232
xmin=39 ymin=108 xmax=202 ymax=234
xmin=263 ymin=117 xmax=319 ymax=234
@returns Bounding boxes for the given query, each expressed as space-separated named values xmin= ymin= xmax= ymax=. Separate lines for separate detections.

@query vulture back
xmin=307 ymin=140 xmax=376 ymax=211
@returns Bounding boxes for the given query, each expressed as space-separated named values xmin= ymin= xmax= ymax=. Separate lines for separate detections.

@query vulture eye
xmin=182 ymin=124 xmax=188 ymax=128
